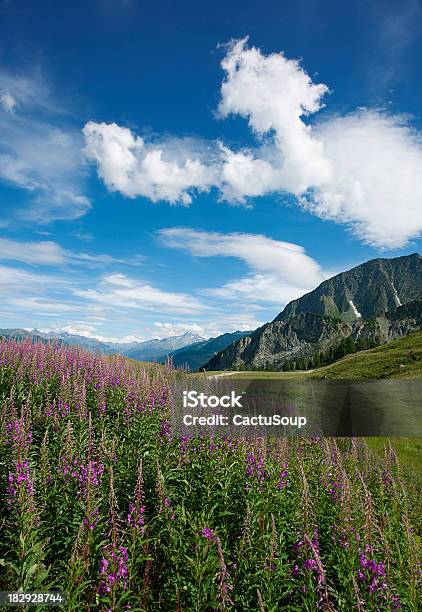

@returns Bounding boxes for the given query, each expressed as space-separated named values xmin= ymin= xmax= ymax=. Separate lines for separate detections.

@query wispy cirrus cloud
xmin=0 ymin=236 xmax=146 ymax=268
xmin=361 ymin=0 xmax=422 ymax=93
xmin=0 ymin=71 xmax=90 ymax=223
xmin=73 ymin=273 xmax=208 ymax=315
xmin=0 ymin=237 xmax=67 ymax=265
xmin=158 ymin=227 xmax=326 ymax=307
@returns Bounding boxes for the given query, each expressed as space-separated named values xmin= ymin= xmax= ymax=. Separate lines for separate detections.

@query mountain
xmin=204 ymin=254 xmax=422 ymax=371
xmin=276 ymin=253 xmax=422 ymax=323
xmin=0 ymin=329 xmax=204 ymax=362
xmin=0 ymin=328 xmax=69 ymax=347
xmin=36 ymin=330 xmax=120 ymax=354
xmin=158 ymin=330 xmax=252 ymax=371
xmin=122 ymin=332 xmax=204 ymax=361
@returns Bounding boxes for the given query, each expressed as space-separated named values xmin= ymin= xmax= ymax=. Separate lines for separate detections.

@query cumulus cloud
xmin=310 ymin=110 xmax=422 ymax=248
xmin=218 ymin=38 xmax=332 ymax=195
xmin=218 ymin=144 xmax=283 ymax=202
xmin=83 ymin=121 xmax=216 ymax=204
xmin=217 ymin=40 xmax=422 ymax=247
xmin=84 ymin=39 xmax=422 ymax=248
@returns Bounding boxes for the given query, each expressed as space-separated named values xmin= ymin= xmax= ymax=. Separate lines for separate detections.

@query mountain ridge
xmin=159 ymin=330 xmax=252 ymax=371
xmin=204 ymin=254 xmax=422 ymax=371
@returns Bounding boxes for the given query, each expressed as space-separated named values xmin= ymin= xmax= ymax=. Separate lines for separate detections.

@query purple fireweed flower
xmin=98 ymin=545 xmax=129 ymax=595
xmin=60 ymin=456 xmax=104 ymax=497
xmin=4 ymin=420 xmax=32 ymax=448
xmin=179 ymin=435 xmax=190 ymax=455
xmin=160 ymin=419 xmax=171 ymax=440
xmin=277 ymin=468 xmax=289 ymax=490
xmin=7 ymin=459 xmax=34 ymax=504
xmin=332 ymin=524 xmax=352 ymax=549
xmin=97 ymin=399 xmax=106 ymax=417
xmin=83 ymin=507 xmax=99 ymax=531
xmin=357 ymin=554 xmax=388 ymax=595
xmin=292 ymin=540 xmax=303 ymax=553
xmin=304 ymin=558 xmax=317 ymax=570
xmin=201 ymin=527 xmax=218 ymax=542
xmin=127 ymin=503 xmax=145 ymax=533
xmin=245 ymin=451 xmax=266 ymax=486
xmin=325 ymin=478 xmax=342 ymax=501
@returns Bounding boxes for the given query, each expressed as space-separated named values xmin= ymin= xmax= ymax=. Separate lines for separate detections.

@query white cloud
xmin=218 ymin=144 xmax=283 ymax=202
xmin=9 ymin=296 xmax=80 ymax=315
xmin=159 ymin=227 xmax=324 ymax=290
xmin=83 ymin=121 xmax=216 ymax=204
xmin=217 ymin=41 xmax=422 ymax=247
xmin=0 ymin=236 xmax=147 ymax=268
xmin=159 ymin=227 xmax=326 ymax=309
xmin=218 ymin=38 xmax=332 ymax=195
xmin=153 ymin=322 xmax=205 ymax=338
xmin=0 ymin=91 xmax=17 ymax=113
xmin=74 ymin=273 xmax=207 ymax=315
xmin=310 ymin=110 xmax=422 ymax=248
xmin=0 ymin=72 xmax=90 ymax=223
xmin=83 ymin=40 xmax=422 ymax=249
xmin=71 ymin=230 xmax=93 ymax=242
xmin=0 ymin=72 xmax=60 ymax=114
xmin=0 ymin=237 xmax=67 ymax=265
xmin=0 ymin=265 xmax=80 ymax=319
xmin=205 ymin=273 xmax=308 ymax=305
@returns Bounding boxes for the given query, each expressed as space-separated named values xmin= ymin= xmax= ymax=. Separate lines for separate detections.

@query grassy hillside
xmin=310 ymin=331 xmax=422 ymax=380
xmin=214 ymin=332 xmax=422 ymax=381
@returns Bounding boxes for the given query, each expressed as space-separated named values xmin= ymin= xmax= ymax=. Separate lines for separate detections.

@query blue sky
xmin=0 ymin=0 xmax=421 ymax=341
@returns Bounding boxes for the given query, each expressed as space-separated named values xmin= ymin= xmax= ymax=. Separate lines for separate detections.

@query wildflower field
xmin=0 ymin=340 xmax=421 ymax=611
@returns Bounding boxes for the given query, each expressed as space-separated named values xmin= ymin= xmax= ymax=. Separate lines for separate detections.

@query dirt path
xmin=207 ymin=371 xmax=240 ymax=379
xmin=207 ymin=369 xmax=315 ymax=379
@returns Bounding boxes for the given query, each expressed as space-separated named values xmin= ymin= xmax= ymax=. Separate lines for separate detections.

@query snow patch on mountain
xmin=349 ymin=300 xmax=362 ymax=318
xmin=391 ymin=283 xmax=402 ymax=307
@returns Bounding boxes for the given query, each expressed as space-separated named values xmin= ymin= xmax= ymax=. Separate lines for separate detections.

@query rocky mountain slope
xmin=204 ymin=254 xmax=422 ymax=371
xmin=277 ymin=253 xmax=422 ymax=323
